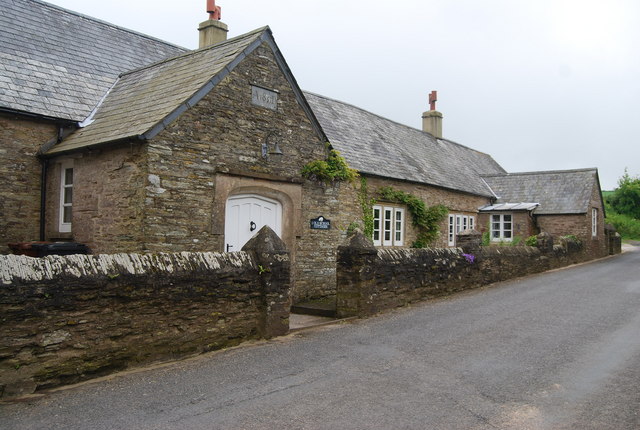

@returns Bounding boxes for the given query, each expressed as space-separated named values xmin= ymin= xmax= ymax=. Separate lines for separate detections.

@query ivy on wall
xmin=301 ymin=148 xmax=446 ymax=248
xmin=358 ymin=177 xmax=376 ymax=238
xmin=377 ymin=186 xmax=448 ymax=248
xmin=301 ymin=144 xmax=358 ymax=184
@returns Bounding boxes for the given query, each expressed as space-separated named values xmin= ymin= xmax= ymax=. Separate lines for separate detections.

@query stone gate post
xmin=336 ymin=232 xmax=378 ymax=318
xmin=242 ymin=226 xmax=291 ymax=338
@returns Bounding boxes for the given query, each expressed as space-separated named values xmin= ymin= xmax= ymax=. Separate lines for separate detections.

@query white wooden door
xmin=224 ymin=195 xmax=282 ymax=252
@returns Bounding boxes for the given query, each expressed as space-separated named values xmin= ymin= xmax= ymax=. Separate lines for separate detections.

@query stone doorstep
xmin=288 ymin=313 xmax=339 ymax=331
xmin=291 ymin=298 xmax=337 ymax=318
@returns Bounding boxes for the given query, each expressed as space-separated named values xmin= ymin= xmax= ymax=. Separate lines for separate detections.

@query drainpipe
xmin=528 ymin=209 xmax=539 ymax=236
xmin=39 ymin=157 xmax=48 ymax=241
xmin=38 ymin=124 xmax=66 ymax=241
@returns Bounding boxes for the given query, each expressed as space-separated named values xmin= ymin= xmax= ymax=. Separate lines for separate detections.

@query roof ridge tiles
xmin=118 ymin=26 xmax=269 ymax=78
xmin=482 ymin=167 xmax=597 ymax=177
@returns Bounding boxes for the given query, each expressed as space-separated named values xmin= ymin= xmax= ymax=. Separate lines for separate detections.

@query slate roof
xmin=304 ymin=92 xmax=506 ymax=197
xmin=47 ymin=28 xmax=272 ymax=154
xmin=481 ymin=168 xmax=599 ymax=214
xmin=0 ymin=0 xmax=186 ymax=122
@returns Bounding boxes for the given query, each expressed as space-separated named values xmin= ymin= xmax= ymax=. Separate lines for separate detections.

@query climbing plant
xmin=358 ymin=177 xmax=376 ymax=237
xmin=377 ymin=186 xmax=448 ymax=248
xmin=301 ymin=144 xmax=358 ymax=184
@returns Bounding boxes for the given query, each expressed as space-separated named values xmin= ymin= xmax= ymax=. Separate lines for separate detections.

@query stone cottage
xmin=0 ymin=0 xmax=186 ymax=251
xmin=1 ymin=0 xmax=609 ymax=302
xmin=479 ymin=169 xmax=607 ymax=256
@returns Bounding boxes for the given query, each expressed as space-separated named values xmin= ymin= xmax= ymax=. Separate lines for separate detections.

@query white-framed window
xmin=491 ymin=213 xmax=512 ymax=241
xmin=373 ymin=205 xmax=404 ymax=246
xmin=58 ymin=161 xmax=74 ymax=233
xmin=372 ymin=206 xmax=382 ymax=244
xmin=448 ymin=214 xmax=476 ymax=246
xmin=448 ymin=214 xmax=455 ymax=246
xmin=592 ymin=208 xmax=598 ymax=237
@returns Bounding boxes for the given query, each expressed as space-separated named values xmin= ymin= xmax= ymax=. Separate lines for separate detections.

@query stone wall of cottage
xmin=536 ymin=181 xmax=607 ymax=259
xmin=0 ymin=227 xmax=291 ymax=400
xmin=477 ymin=211 xmax=538 ymax=243
xmin=363 ymin=176 xmax=490 ymax=248
xmin=142 ymin=42 xmax=326 ymax=256
xmin=45 ymin=144 xmax=147 ymax=253
xmin=289 ymin=176 xmax=491 ymax=301
xmin=293 ymin=180 xmax=360 ymax=302
xmin=536 ymin=214 xmax=586 ymax=240
xmin=140 ymin=42 xmax=350 ymax=302
xmin=0 ymin=114 xmax=57 ymax=253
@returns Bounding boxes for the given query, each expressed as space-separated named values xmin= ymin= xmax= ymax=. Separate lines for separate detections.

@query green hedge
xmin=606 ymin=212 xmax=640 ymax=240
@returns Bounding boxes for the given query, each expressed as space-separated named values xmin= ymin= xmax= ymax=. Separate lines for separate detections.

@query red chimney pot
xmin=429 ymin=90 xmax=438 ymax=111
xmin=206 ymin=0 xmax=222 ymax=20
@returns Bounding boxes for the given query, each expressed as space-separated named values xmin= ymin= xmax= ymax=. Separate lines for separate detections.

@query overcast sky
xmin=46 ymin=0 xmax=640 ymax=190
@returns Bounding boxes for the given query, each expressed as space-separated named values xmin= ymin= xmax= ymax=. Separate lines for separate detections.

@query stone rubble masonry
xmin=605 ymin=225 xmax=622 ymax=255
xmin=241 ymin=225 xmax=291 ymax=339
xmin=33 ymin=40 xmax=609 ymax=304
xmin=0 ymin=113 xmax=57 ymax=253
xmin=41 ymin=42 xmax=332 ymax=302
xmin=336 ymin=231 xmax=594 ymax=318
xmin=0 ymin=227 xmax=291 ymax=400
xmin=39 ymin=41 xmax=497 ymax=302
xmin=45 ymin=144 xmax=148 ymax=252
xmin=477 ymin=180 xmax=609 ymax=260
xmin=142 ymin=42 xmax=327 ymax=255
xmin=536 ymin=181 xmax=608 ymax=259
xmin=363 ymin=176 xmax=489 ymax=249
xmin=293 ymin=180 xmax=360 ymax=302
xmin=477 ymin=211 xmax=538 ymax=242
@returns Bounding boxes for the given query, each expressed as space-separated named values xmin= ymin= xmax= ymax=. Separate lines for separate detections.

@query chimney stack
xmin=198 ymin=0 xmax=228 ymax=48
xmin=422 ymin=90 xmax=443 ymax=138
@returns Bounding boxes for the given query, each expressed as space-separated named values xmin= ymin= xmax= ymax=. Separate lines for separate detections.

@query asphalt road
xmin=2 ymin=247 xmax=639 ymax=429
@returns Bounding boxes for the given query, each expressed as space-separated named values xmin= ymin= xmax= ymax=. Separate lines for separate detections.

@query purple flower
xmin=462 ymin=253 xmax=475 ymax=264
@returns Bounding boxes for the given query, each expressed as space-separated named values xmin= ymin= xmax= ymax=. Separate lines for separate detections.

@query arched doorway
xmin=224 ymin=194 xmax=282 ymax=252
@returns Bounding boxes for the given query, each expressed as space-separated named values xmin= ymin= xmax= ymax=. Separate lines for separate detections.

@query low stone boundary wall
xmin=336 ymin=232 xmax=588 ymax=318
xmin=0 ymin=227 xmax=290 ymax=399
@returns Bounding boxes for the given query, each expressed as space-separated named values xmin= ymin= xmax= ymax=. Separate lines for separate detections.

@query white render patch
xmin=146 ymin=174 xmax=166 ymax=194
xmin=0 ymin=252 xmax=254 ymax=285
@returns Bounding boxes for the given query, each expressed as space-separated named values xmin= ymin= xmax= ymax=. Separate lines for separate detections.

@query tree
xmin=608 ymin=170 xmax=640 ymax=220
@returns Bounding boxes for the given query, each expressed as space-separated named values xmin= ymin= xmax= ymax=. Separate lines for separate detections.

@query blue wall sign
xmin=310 ymin=216 xmax=331 ymax=230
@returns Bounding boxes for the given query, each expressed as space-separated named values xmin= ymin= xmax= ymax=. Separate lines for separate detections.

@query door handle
xmin=250 ymin=221 xmax=257 ymax=232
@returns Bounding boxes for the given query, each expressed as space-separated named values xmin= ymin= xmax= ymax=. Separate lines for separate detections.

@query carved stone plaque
xmin=251 ymin=86 xmax=278 ymax=110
